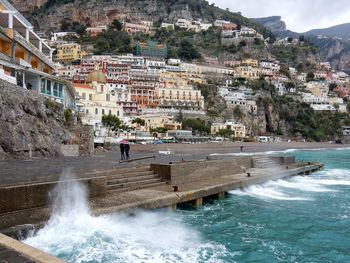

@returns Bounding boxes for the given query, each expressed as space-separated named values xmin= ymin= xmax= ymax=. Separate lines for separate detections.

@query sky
xmin=208 ymin=0 xmax=350 ymax=32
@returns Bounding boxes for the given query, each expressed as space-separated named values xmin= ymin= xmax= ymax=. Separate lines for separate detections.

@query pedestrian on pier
xmin=125 ymin=143 xmax=130 ymax=160
xmin=120 ymin=143 xmax=125 ymax=160
xmin=240 ymin=146 xmax=244 ymax=152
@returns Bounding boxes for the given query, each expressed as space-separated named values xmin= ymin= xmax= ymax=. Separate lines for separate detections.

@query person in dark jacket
xmin=125 ymin=143 xmax=130 ymax=160
xmin=120 ymin=143 xmax=125 ymax=160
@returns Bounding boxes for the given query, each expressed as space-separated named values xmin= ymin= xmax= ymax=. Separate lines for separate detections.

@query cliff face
xmin=10 ymin=0 xmax=267 ymax=34
xmin=311 ymin=37 xmax=350 ymax=73
xmin=252 ymin=16 xmax=287 ymax=33
xmin=0 ymin=80 xmax=78 ymax=160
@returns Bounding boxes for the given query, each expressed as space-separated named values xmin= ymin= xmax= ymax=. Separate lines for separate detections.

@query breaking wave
xmin=24 ymin=170 xmax=230 ymax=263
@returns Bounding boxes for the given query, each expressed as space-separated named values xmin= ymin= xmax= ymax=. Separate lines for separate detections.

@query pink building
xmin=86 ymin=26 xmax=107 ymax=37
xmin=124 ymin=23 xmax=150 ymax=35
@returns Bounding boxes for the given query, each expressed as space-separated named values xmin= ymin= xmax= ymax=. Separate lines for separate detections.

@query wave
xmin=210 ymin=147 xmax=350 ymax=157
xmin=24 ymin=170 xmax=230 ymax=263
xmin=266 ymin=179 xmax=333 ymax=193
xmin=230 ymin=185 xmax=312 ymax=201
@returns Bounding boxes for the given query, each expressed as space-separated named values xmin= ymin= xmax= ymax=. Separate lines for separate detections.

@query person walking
xmin=125 ymin=143 xmax=130 ymax=160
xmin=240 ymin=146 xmax=244 ymax=152
xmin=120 ymin=143 xmax=125 ymax=160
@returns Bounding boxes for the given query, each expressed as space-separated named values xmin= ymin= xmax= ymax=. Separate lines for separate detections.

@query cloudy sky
xmin=208 ymin=0 xmax=350 ymax=32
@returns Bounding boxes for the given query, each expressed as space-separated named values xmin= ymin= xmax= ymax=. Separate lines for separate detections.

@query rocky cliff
xmin=9 ymin=0 xmax=269 ymax=35
xmin=0 ymin=79 xmax=86 ymax=160
xmin=252 ymin=16 xmax=286 ymax=33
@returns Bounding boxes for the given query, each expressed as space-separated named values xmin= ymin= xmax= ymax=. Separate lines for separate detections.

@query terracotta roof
xmin=74 ymin=83 xmax=93 ymax=89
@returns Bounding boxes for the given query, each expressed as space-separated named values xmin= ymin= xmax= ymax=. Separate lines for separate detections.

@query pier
xmin=0 ymin=154 xmax=323 ymax=262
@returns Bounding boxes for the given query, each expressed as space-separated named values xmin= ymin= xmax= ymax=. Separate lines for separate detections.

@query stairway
xmin=105 ymin=166 xmax=166 ymax=193
xmin=252 ymin=156 xmax=282 ymax=168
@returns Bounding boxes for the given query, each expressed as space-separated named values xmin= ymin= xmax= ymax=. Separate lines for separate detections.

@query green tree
xmin=132 ymin=117 xmax=146 ymax=126
xmin=217 ymin=129 xmax=233 ymax=138
xmin=306 ymin=71 xmax=315 ymax=82
xmin=102 ymin=114 xmax=121 ymax=136
xmin=177 ymin=39 xmax=201 ymax=61
xmin=110 ymin=19 xmax=123 ymax=31
xmin=329 ymin=83 xmax=338 ymax=91
xmin=233 ymin=105 xmax=243 ymax=119
xmin=183 ymin=118 xmax=210 ymax=135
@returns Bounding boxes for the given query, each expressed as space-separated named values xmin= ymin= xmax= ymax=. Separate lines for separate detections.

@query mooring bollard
xmin=246 ymin=172 xmax=251 ymax=177
xmin=173 ymin=186 xmax=179 ymax=192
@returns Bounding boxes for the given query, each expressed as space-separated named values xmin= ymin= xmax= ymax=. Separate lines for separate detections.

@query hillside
xmin=304 ymin=23 xmax=350 ymax=39
xmin=9 ymin=0 xmax=272 ymax=37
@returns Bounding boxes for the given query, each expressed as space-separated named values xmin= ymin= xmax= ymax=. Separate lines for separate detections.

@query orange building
xmin=0 ymin=0 xmax=75 ymax=109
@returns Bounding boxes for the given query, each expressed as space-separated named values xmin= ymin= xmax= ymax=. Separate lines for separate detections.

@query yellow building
xmin=157 ymin=71 xmax=205 ymax=111
xmin=241 ymin=58 xmax=259 ymax=67
xmin=235 ymin=66 xmax=261 ymax=80
xmin=138 ymin=114 xmax=182 ymax=131
xmin=211 ymin=121 xmax=246 ymax=138
xmin=0 ymin=0 xmax=75 ymax=109
xmin=74 ymin=67 xmax=123 ymax=133
xmin=55 ymin=43 xmax=86 ymax=64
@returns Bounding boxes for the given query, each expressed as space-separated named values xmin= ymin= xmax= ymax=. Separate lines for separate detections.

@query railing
xmin=14 ymin=30 xmax=55 ymax=69
xmin=41 ymin=89 xmax=64 ymax=99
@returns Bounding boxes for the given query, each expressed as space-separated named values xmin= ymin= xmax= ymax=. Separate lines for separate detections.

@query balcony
xmin=14 ymin=30 xmax=55 ymax=69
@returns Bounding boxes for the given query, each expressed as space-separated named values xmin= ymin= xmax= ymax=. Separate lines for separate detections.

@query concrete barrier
xmin=151 ymin=158 xmax=249 ymax=185
xmin=0 ymin=234 xmax=65 ymax=262
xmin=0 ymin=176 xmax=107 ymax=214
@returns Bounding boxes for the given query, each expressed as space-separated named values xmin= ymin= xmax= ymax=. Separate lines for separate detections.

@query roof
xmin=74 ymin=83 xmax=93 ymax=90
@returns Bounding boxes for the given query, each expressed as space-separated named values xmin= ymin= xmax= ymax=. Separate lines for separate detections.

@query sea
xmin=24 ymin=148 xmax=350 ymax=263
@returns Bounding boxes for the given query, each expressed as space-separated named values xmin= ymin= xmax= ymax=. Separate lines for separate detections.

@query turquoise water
xmin=24 ymin=149 xmax=350 ymax=262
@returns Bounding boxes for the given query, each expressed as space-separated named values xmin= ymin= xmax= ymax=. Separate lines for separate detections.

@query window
xmin=100 ymin=85 xmax=104 ymax=92
xmin=89 ymin=94 xmax=92 ymax=101
xmin=95 ymin=108 xmax=98 ymax=115
xmin=117 ymin=111 xmax=120 ymax=117
xmin=106 ymin=94 xmax=110 ymax=101
xmin=102 ymin=109 xmax=105 ymax=115
xmin=86 ymin=109 xmax=89 ymax=114
xmin=82 ymin=93 xmax=86 ymax=100
xmin=109 ymin=110 xmax=112 ymax=115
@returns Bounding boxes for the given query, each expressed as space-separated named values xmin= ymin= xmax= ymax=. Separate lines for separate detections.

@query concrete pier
xmin=0 ymin=155 xmax=323 ymax=262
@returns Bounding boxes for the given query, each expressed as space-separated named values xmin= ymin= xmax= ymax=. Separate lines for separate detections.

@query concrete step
xmin=107 ymin=182 xmax=167 ymax=194
xmin=107 ymin=174 xmax=159 ymax=185
xmin=106 ymin=178 xmax=164 ymax=190
xmin=86 ymin=166 xmax=151 ymax=178
xmin=107 ymin=170 xmax=155 ymax=180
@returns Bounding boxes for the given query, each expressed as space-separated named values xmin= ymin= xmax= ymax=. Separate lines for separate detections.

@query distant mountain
xmin=304 ymin=23 xmax=350 ymax=39
xmin=251 ymin=16 xmax=286 ymax=33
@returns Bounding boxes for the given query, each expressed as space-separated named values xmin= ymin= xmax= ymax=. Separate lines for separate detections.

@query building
xmin=0 ymin=0 xmax=75 ymax=109
xmin=139 ymin=114 xmax=182 ymax=131
xmin=124 ymin=22 xmax=150 ymax=35
xmin=211 ymin=120 xmax=246 ymax=138
xmin=109 ymin=83 xmax=140 ymax=116
xmin=176 ymin=19 xmax=192 ymax=29
xmin=222 ymin=23 xmax=238 ymax=31
xmin=51 ymin=32 xmax=78 ymax=42
xmin=135 ymin=41 xmax=167 ymax=58
xmin=235 ymin=66 xmax=261 ymax=80
xmin=54 ymin=43 xmax=86 ymax=64
xmin=55 ymin=62 xmax=80 ymax=80
xmin=73 ymin=56 xmax=130 ymax=84
xmin=74 ymin=66 xmax=123 ymax=134
xmin=130 ymin=69 xmax=161 ymax=109
xmin=161 ymin=23 xmax=175 ymax=30
xmin=86 ymin=26 xmax=107 ymax=37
